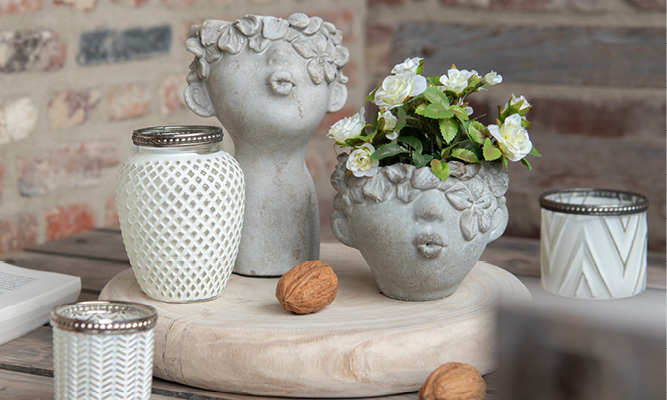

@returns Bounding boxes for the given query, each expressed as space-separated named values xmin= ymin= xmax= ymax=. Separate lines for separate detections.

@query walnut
xmin=275 ymin=260 xmax=338 ymax=314
xmin=419 ymin=362 xmax=486 ymax=400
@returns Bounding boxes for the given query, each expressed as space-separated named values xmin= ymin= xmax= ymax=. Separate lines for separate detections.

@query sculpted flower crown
xmin=327 ymin=58 xmax=540 ymax=180
xmin=186 ymin=13 xmax=349 ymax=86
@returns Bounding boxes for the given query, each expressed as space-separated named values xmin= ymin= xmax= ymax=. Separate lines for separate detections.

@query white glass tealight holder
xmin=50 ymin=301 xmax=157 ymax=400
xmin=116 ymin=126 xmax=245 ymax=302
xmin=539 ymin=188 xmax=649 ymax=299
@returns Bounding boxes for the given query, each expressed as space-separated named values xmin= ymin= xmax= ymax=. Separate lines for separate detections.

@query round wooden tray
xmin=99 ymin=243 xmax=531 ymax=398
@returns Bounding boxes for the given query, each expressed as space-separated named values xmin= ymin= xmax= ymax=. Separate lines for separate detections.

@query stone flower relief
xmin=185 ymin=13 xmax=349 ymax=87
xmin=445 ymin=179 xmax=493 ymax=241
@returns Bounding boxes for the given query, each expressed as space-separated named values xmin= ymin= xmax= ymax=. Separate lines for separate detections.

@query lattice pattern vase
xmin=117 ymin=126 xmax=245 ymax=302
xmin=51 ymin=301 xmax=157 ymax=400
xmin=539 ymin=189 xmax=649 ymax=299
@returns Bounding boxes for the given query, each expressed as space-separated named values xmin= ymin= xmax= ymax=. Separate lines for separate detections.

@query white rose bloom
xmin=386 ymin=131 xmax=399 ymax=140
xmin=346 ymin=143 xmax=379 ymax=177
xmin=483 ymin=71 xmax=502 ymax=85
xmin=327 ymin=108 xmax=365 ymax=144
xmin=391 ymin=57 xmax=422 ymax=74
xmin=373 ymin=72 xmax=427 ymax=110
xmin=380 ymin=110 xmax=397 ymax=130
xmin=510 ymin=94 xmax=531 ymax=112
xmin=488 ymin=114 xmax=532 ymax=162
xmin=439 ymin=68 xmax=479 ymax=95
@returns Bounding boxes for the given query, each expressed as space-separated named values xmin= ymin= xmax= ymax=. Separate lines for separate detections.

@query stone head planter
xmin=183 ymin=13 xmax=349 ymax=276
xmin=331 ymin=154 xmax=509 ymax=301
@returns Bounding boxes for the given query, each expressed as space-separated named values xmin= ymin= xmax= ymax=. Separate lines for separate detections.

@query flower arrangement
xmin=327 ymin=57 xmax=540 ymax=179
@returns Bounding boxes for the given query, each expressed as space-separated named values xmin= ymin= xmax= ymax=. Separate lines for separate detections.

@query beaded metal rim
xmin=50 ymin=301 xmax=157 ymax=335
xmin=539 ymin=188 xmax=649 ymax=216
xmin=132 ymin=125 xmax=223 ymax=147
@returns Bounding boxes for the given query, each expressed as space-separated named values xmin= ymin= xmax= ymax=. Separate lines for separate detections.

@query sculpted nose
xmin=268 ymin=46 xmax=292 ymax=67
xmin=415 ymin=203 xmax=444 ymax=222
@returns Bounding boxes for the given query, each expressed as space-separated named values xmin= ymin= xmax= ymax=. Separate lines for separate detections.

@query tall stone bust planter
xmin=330 ymin=154 xmax=510 ymax=301
xmin=183 ymin=13 xmax=350 ymax=276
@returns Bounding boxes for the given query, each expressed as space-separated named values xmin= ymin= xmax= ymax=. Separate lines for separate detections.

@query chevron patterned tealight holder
xmin=539 ymin=189 xmax=649 ymax=299
xmin=50 ymin=301 xmax=157 ymax=400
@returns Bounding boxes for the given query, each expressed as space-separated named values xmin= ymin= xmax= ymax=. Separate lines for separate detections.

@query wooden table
xmin=0 ymin=228 xmax=663 ymax=399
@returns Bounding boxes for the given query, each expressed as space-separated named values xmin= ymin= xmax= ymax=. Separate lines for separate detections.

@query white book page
xmin=0 ymin=261 xmax=80 ymax=309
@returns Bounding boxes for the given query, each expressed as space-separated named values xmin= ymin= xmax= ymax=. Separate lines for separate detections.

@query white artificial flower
xmin=502 ymin=94 xmax=531 ymax=114
xmin=380 ymin=110 xmax=397 ymax=130
xmin=483 ymin=71 xmax=502 ymax=85
xmin=464 ymin=106 xmax=473 ymax=116
xmin=439 ymin=68 xmax=479 ymax=95
xmin=391 ymin=57 xmax=422 ymax=74
xmin=327 ymin=108 xmax=365 ymax=144
xmin=346 ymin=143 xmax=379 ymax=177
xmin=373 ymin=72 xmax=427 ymax=110
xmin=488 ymin=114 xmax=532 ymax=162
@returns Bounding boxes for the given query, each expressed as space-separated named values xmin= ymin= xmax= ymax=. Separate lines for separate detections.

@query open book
xmin=0 ymin=261 xmax=81 ymax=345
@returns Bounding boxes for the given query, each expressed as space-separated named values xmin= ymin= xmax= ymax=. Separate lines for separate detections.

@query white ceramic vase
xmin=50 ymin=301 xmax=157 ymax=400
xmin=331 ymin=155 xmax=510 ymax=301
xmin=539 ymin=188 xmax=649 ymax=299
xmin=116 ymin=126 xmax=245 ymax=302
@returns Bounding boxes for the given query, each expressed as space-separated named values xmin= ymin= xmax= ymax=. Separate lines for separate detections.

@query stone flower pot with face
xmin=330 ymin=154 xmax=510 ymax=301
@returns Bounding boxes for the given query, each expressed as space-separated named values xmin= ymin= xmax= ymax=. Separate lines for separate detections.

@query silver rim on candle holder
xmin=539 ymin=188 xmax=649 ymax=216
xmin=132 ymin=125 xmax=223 ymax=147
xmin=50 ymin=301 xmax=157 ymax=335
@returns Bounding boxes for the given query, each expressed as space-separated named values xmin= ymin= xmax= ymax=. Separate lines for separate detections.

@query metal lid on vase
xmin=132 ymin=125 xmax=223 ymax=147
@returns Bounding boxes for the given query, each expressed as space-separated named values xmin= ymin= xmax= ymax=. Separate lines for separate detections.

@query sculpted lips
xmin=414 ymin=233 xmax=445 ymax=259
xmin=268 ymin=70 xmax=294 ymax=96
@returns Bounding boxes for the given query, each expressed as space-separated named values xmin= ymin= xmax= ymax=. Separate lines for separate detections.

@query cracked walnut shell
xmin=276 ymin=260 xmax=338 ymax=314
xmin=419 ymin=362 xmax=486 ymax=400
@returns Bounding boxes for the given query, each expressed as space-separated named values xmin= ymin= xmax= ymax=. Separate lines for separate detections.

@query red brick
xmin=159 ymin=75 xmax=186 ymax=115
xmin=0 ymin=214 xmax=38 ymax=254
xmin=366 ymin=24 xmax=393 ymax=76
xmin=627 ymin=0 xmax=665 ymax=9
xmin=305 ymin=147 xmax=323 ymax=183
xmin=0 ymin=0 xmax=40 ymax=14
xmin=318 ymin=9 xmax=356 ymax=44
xmin=48 ymin=88 xmax=100 ymax=131
xmin=46 ymin=204 xmax=95 ymax=241
xmin=16 ymin=142 xmax=120 ymax=196
xmin=440 ymin=0 xmax=606 ymax=11
xmin=0 ymin=30 xmax=66 ymax=73
xmin=105 ymin=197 xmax=119 ymax=228
xmin=107 ymin=83 xmax=150 ymax=121
xmin=54 ymin=0 xmax=96 ymax=10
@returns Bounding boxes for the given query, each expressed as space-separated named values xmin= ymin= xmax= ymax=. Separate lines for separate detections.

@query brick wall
xmin=0 ymin=0 xmax=664 ymax=253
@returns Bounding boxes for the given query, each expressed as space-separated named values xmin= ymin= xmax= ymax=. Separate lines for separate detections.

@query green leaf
xmin=423 ymin=87 xmax=449 ymax=107
xmin=521 ymin=158 xmax=533 ymax=170
xmin=398 ymin=136 xmax=423 ymax=153
xmin=430 ymin=159 xmax=450 ymax=181
xmin=450 ymin=105 xmax=469 ymax=121
xmin=412 ymin=151 xmax=433 ymax=168
xmin=370 ymin=143 xmax=408 ymax=160
xmin=365 ymin=87 xmax=378 ymax=102
xmin=416 ymin=103 xmax=454 ymax=120
xmin=483 ymin=138 xmax=502 ymax=161
xmin=441 ymin=145 xmax=454 ymax=159
xmin=439 ymin=118 xmax=458 ymax=144
xmin=529 ymin=145 xmax=541 ymax=157
xmin=467 ymin=121 xmax=489 ymax=144
xmin=396 ymin=107 xmax=407 ymax=132
xmin=452 ymin=148 xmax=479 ymax=163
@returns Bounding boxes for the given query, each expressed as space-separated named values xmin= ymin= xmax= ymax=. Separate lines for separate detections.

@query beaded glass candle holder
xmin=539 ymin=188 xmax=649 ymax=299
xmin=50 ymin=301 xmax=158 ymax=400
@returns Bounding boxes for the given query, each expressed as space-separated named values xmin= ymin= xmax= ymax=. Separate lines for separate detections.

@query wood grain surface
xmin=100 ymin=243 xmax=531 ymax=398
